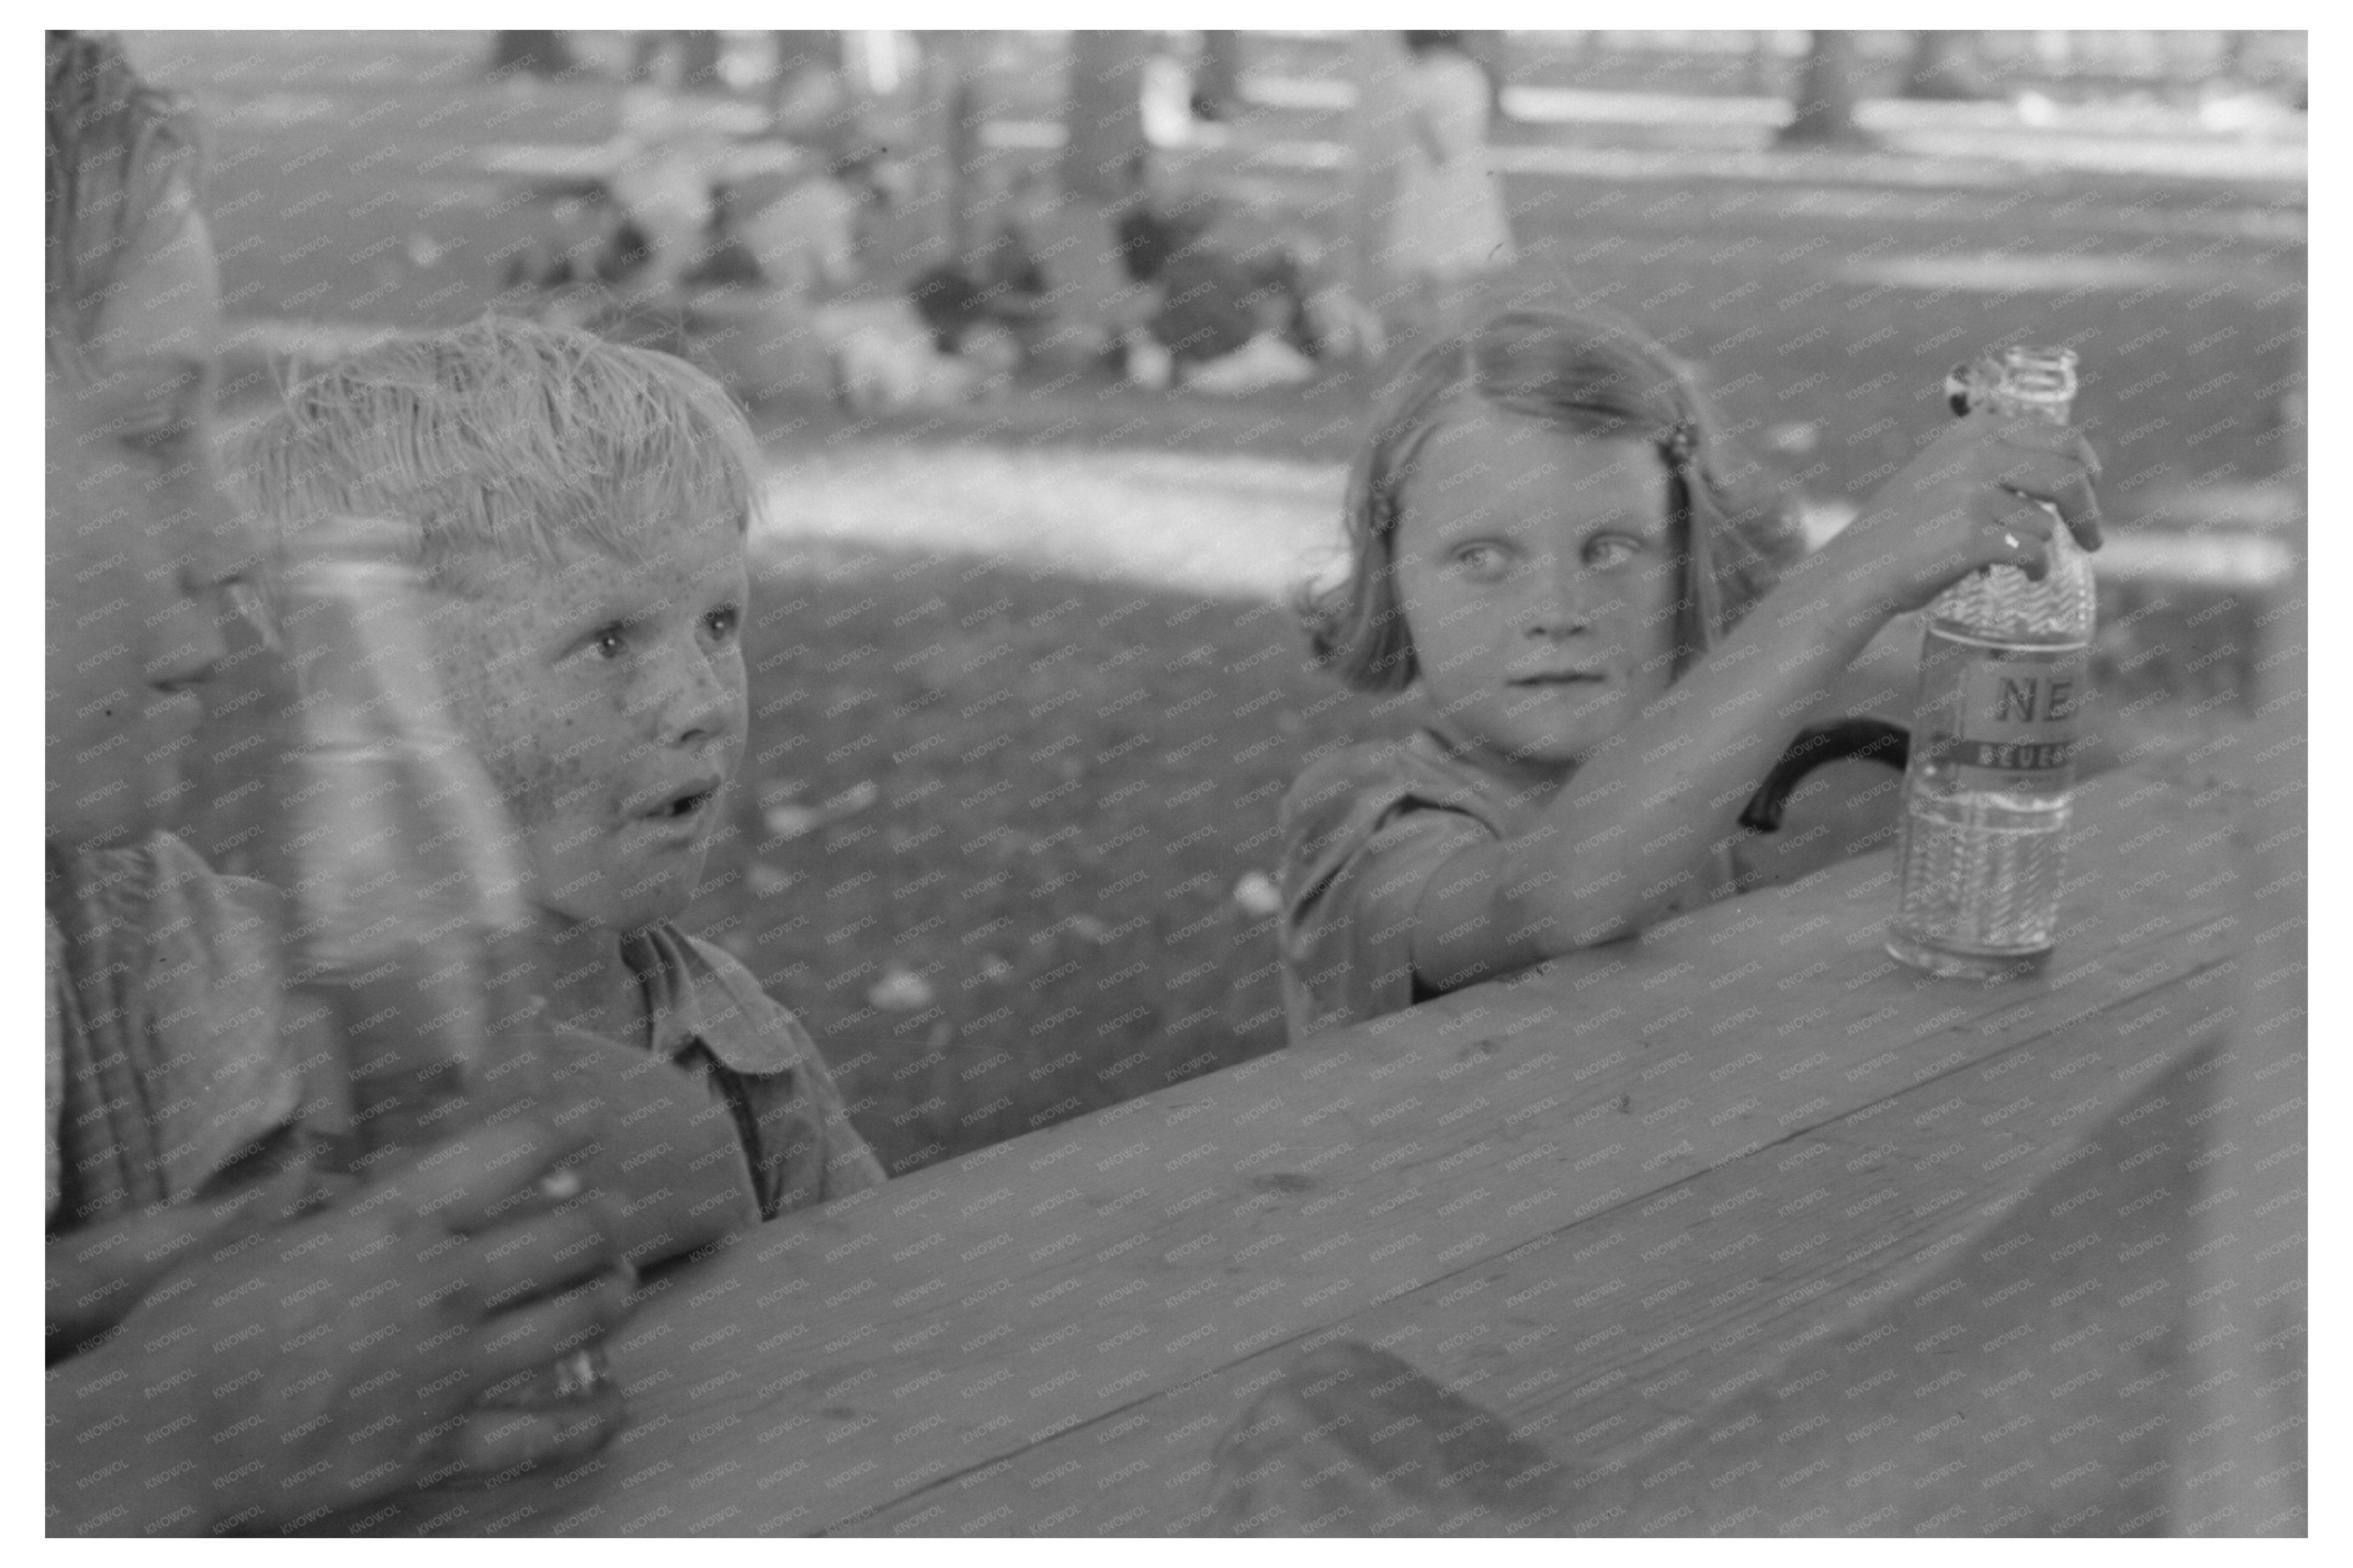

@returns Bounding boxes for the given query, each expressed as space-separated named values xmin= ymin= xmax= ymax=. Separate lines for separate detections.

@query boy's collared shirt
xmin=621 ymin=923 xmax=886 ymax=1219
xmin=44 ymin=832 xmax=882 ymax=1248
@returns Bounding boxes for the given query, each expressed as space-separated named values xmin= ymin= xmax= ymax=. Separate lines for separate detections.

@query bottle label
xmin=1917 ymin=633 xmax=2086 ymax=793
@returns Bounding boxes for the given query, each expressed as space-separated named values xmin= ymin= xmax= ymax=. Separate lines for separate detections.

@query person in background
xmin=44 ymin=31 xmax=635 ymax=1530
xmin=1380 ymin=31 xmax=1518 ymax=341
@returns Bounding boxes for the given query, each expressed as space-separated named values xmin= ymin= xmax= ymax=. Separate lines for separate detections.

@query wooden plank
xmin=330 ymin=766 xmax=2240 ymax=1535
xmin=886 ymin=962 xmax=2231 ymax=1534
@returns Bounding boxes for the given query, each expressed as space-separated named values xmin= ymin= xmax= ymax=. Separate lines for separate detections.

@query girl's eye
xmin=704 ymin=604 xmax=741 ymax=641
xmin=587 ymin=625 xmax=628 ymax=660
xmin=1451 ymin=543 xmax=1510 ymax=579
xmin=1585 ymin=535 xmax=1644 ymax=570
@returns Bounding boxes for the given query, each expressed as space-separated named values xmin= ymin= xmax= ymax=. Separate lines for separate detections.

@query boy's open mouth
xmin=642 ymin=782 xmax=720 ymax=822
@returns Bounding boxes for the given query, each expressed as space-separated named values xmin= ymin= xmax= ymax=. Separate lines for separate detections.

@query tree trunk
xmin=487 ymin=30 xmax=575 ymax=81
xmin=1777 ymin=30 xmax=1870 ymax=147
xmin=1747 ymin=31 xmax=1780 ymax=96
xmin=1192 ymin=30 xmax=1242 ymax=121
xmin=1903 ymin=30 xmax=1984 ymax=100
xmin=1062 ymin=31 xmax=1148 ymax=202
xmin=673 ymin=30 xmax=724 ymax=94
xmin=627 ymin=30 xmax=724 ymax=92
xmin=1344 ymin=31 xmax=1412 ymax=309
xmin=925 ymin=32 xmax=993 ymax=265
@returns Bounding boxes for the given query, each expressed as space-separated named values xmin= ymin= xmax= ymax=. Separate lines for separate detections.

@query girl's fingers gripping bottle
xmin=271 ymin=515 xmax=606 ymax=1422
xmin=1888 ymin=347 xmax=2094 ymax=980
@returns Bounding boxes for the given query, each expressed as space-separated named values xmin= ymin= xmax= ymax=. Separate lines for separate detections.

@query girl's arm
xmin=1410 ymin=413 xmax=2101 ymax=989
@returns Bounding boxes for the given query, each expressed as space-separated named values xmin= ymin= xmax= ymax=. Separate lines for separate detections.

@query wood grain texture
xmin=327 ymin=765 xmax=2243 ymax=1536
xmin=860 ymin=962 xmax=2229 ymax=1534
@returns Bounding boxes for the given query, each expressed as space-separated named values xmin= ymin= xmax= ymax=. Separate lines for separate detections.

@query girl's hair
xmin=236 ymin=316 xmax=765 ymax=596
xmin=45 ymin=30 xmax=200 ymax=377
xmin=1297 ymin=307 xmax=1800 ymax=693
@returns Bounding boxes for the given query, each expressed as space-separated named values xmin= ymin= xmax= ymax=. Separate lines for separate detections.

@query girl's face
xmin=1392 ymin=406 xmax=1682 ymax=776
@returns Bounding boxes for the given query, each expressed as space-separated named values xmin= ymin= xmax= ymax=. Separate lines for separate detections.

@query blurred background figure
xmin=1381 ymin=31 xmax=1517 ymax=340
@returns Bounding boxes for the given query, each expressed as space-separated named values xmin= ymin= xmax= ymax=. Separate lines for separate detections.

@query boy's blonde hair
xmin=238 ymin=316 xmax=763 ymax=592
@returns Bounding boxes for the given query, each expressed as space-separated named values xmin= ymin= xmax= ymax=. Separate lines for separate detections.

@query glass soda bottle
xmin=1887 ymin=346 xmax=2093 ymax=979
xmin=272 ymin=515 xmax=606 ymax=1413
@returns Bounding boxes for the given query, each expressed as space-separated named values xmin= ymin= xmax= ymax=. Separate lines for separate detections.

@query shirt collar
xmin=620 ymin=923 xmax=805 ymax=1078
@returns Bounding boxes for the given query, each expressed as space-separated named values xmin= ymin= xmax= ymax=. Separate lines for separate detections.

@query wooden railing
xmin=325 ymin=749 xmax=2291 ymax=1537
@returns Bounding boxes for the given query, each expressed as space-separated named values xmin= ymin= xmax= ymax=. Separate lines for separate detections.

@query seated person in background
xmin=904 ymin=172 xmax=1066 ymax=374
xmin=1276 ymin=308 xmax=2100 ymax=1039
xmin=1106 ymin=149 xmax=1219 ymax=290
xmin=45 ymin=29 xmax=634 ymax=1527
xmin=986 ymin=170 xmax=1158 ymax=369
xmin=239 ymin=316 xmax=888 ymax=1217
xmin=1105 ymin=154 xmax=1371 ymax=389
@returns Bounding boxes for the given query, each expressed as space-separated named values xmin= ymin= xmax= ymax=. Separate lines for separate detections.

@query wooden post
xmin=1062 ymin=31 xmax=1148 ymax=202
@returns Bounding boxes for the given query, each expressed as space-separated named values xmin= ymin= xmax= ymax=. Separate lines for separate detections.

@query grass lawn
xmin=681 ymin=545 xmax=1404 ymax=1173
xmin=149 ymin=30 xmax=2303 ymax=1173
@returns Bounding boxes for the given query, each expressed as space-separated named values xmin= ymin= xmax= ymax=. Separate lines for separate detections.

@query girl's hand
xmin=1838 ymin=411 xmax=2103 ymax=615
xmin=48 ymin=1119 xmax=634 ymax=1534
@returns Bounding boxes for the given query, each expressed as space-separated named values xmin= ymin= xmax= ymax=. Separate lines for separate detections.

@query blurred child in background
xmin=1381 ymin=31 xmax=1518 ymax=340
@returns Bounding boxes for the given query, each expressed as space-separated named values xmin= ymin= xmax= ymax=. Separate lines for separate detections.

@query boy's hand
xmin=478 ymin=1023 xmax=763 ymax=1266
xmin=48 ymin=1118 xmax=634 ymax=1534
xmin=1838 ymin=411 xmax=2103 ymax=615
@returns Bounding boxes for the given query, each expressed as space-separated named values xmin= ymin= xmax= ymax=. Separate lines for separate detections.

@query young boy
xmin=239 ymin=316 xmax=886 ymax=1218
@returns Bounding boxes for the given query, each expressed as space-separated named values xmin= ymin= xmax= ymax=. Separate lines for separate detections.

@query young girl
xmin=1276 ymin=309 xmax=2101 ymax=1040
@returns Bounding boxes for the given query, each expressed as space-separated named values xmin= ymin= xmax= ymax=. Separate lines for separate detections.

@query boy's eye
xmin=1585 ymin=534 xmax=1645 ymax=570
xmin=704 ymin=604 xmax=741 ymax=641
xmin=587 ymin=624 xmax=628 ymax=660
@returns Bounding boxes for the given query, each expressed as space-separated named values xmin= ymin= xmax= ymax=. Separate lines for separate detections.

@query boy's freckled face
xmin=1393 ymin=408 xmax=1680 ymax=774
xmin=439 ymin=509 xmax=750 ymax=934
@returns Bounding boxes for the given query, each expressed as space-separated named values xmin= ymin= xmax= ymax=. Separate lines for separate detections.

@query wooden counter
xmin=336 ymin=758 xmax=2262 ymax=1536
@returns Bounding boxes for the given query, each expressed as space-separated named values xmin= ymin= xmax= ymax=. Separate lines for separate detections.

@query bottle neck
xmin=1992 ymin=346 xmax=2076 ymax=423
xmin=1988 ymin=390 xmax=2074 ymax=425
